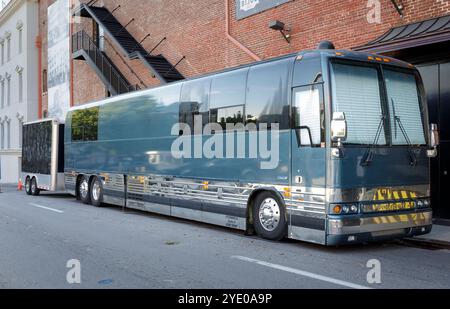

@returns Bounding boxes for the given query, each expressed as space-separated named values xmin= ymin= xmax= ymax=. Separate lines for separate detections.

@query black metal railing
xmin=72 ymin=30 xmax=137 ymax=95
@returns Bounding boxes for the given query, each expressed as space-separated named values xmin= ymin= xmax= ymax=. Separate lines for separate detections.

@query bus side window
xmin=245 ymin=59 xmax=291 ymax=130
xmin=292 ymin=84 xmax=324 ymax=147
xmin=209 ymin=68 xmax=248 ymax=131
xmin=180 ymin=78 xmax=212 ymax=134
xmin=71 ymin=107 xmax=99 ymax=142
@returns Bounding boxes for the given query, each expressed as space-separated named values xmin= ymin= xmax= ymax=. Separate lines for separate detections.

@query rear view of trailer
xmin=21 ymin=119 xmax=65 ymax=195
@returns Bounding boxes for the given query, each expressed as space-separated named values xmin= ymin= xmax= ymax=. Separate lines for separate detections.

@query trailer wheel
xmin=90 ymin=176 xmax=104 ymax=207
xmin=78 ymin=175 xmax=91 ymax=205
xmin=30 ymin=177 xmax=40 ymax=196
xmin=252 ymin=191 xmax=287 ymax=241
xmin=25 ymin=177 xmax=32 ymax=195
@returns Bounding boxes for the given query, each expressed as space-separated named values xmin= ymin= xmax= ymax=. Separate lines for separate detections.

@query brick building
xmin=36 ymin=0 xmax=450 ymax=220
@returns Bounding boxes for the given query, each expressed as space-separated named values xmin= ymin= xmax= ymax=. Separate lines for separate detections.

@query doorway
xmin=418 ymin=62 xmax=450 ymax=219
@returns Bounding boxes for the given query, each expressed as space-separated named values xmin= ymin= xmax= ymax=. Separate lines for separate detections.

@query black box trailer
xmin=21 ymin=119 xmax=65 ymax=195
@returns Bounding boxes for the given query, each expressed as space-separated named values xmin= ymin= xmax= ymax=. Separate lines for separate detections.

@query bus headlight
xmin=331 ymin=203 xmax=359 ymax=215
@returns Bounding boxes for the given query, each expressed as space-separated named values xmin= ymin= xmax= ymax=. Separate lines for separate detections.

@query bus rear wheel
xmin=90 ymin=176 xmax=104 ymax=207
xmin=78 ymin=176 xmax=91 ymax=205
xmin=25 ymin=177 xmax=32 ymax=195
xmin=30 ymin=177 xmax=40 ymax=196
xmin=252 ymin=192 xmax=287 ymax=241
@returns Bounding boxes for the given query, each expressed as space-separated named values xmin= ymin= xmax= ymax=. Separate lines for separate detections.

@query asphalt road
xmin=0 ymin=186 xmax=449 ymax=289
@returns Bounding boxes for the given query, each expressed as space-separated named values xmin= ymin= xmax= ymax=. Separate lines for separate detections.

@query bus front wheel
xmin=90 ymin=176 xmax=104 ymax=207
xmin=252 ymin=192 xmax=287 ymax=241
xmin=78 ymin=176 xmax=91 ymax=205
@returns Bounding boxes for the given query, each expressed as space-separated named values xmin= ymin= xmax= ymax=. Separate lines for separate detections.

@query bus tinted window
xmin=71 ymin=107 xmax=99 ymax=142
xmin=210 ymin=105 xmax=245 ymax=130
xmin=210 ymin=69 xmax=248 ymax=109
xmin=245 ymin=59 xmax=291 ymax=130
xmin=180 ymin=78 xmax=211 ymax=132
xmin=99 ymin=84 xmax=182 ymax=140
xmin=293 ymin=54 xmax=323 ymax=86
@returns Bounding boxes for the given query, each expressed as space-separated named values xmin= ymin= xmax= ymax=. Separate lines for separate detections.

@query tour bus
xmin=24 ymin=43 xmax=440 ymax=245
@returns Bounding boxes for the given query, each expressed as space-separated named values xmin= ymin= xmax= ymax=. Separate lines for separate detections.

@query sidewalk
xmin=408 ymin=222 xmax=450 ymax=249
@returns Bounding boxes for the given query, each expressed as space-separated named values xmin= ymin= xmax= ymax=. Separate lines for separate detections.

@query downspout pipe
xmin=225 ymin=0 xmax=261 ymax=61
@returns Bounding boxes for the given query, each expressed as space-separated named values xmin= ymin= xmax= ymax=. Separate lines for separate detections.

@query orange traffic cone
xmin=17 ymin=179 xmax=23 ymax=191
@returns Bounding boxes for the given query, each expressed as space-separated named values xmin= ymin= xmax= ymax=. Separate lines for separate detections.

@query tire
xmin=78 ymin=175 xmax=91 ymax=205
xmin=252 ymin=191 xmax=287 ymax=241
xmin=90 ymin=176 xmax=103 ymax=207
xmin=30 ymin=177 xmax=40 ymax=196
xmin=25 ymin=177 xmax=32 ymax=195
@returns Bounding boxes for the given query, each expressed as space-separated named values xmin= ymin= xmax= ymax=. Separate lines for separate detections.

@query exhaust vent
xmin=317 ymin=40 xmax=335 ymax=50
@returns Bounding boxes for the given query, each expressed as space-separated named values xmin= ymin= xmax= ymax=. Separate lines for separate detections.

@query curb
xmin=400 ymin=237 xmax=450 ymax=250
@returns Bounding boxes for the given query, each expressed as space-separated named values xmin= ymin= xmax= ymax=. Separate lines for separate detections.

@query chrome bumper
xmin=328 ymin=210 xmax=432 ymax=235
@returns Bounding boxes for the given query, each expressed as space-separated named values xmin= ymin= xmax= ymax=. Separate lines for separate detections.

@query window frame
xmin=291 ymin=82 xmax=325 ymax=147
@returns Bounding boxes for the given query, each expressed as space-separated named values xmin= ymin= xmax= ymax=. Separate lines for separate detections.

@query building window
xmin=17 ymin=68 xmax=23 ymax=103
xmin=18 ymin=119 xmax=23 ymax=148
xmin=18 ymin=29 xmax=22 ymax=54
xmin=0 ymin=122 xmax=4 ymax=149
xmin=0 ymin=79 xmax=4 ymax=109
xmin=0 ymin=41 xmax=4 ymax=65
xmin=42 ymin=69 xmax=47 ymax=93
xmin=6 ymin=75 xmax=11 ymax=106
xmin=6 ymin=120 xmax=10 ymax=149
xmin=6 ymin=36 xmax=10 ymax=62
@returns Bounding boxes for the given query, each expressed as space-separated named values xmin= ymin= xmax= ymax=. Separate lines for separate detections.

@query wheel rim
xmin=258 ymin=198 xmax=281 ymax=232
xmin=80 ymin=179 xmax=89 ymax=199
xmin=92 ymin=180 xmax=101 ymax=201
xmin=31 ymin=181 xmax=36 ymax=193
xmin=25 ymin=179 xmax=30 ymax=192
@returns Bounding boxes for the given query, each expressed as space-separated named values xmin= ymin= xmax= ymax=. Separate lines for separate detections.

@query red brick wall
xmin=39 ymin=0 xmax=450 ymax=108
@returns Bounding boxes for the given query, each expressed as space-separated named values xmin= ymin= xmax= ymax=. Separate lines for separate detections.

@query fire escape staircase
xmin=75 ymin=4 xmax=185 ymax=84
xmin=72 ymin=30 xmax=137 ymax=95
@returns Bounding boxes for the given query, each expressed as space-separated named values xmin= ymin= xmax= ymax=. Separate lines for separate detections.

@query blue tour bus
xmin=60 ymin=45 xmax=439 ymax=245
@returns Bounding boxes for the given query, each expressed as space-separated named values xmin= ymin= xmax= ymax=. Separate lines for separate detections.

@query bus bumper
xmin=326 ymin=210 xmax=432 ymax=246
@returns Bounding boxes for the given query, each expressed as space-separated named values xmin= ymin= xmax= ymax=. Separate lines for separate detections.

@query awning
xmin=353 ymin=15 xmax=450 ymax=53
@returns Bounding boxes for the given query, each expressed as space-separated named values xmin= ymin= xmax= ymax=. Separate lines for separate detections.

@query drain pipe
xmin=225 ymin=0 xmax=261 ymax=61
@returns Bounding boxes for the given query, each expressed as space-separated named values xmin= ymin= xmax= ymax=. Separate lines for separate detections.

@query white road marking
xmin=231 ymin=255 xmax=372 ymax=289
xmin=29 ymin=203 xmax=64 ymax=214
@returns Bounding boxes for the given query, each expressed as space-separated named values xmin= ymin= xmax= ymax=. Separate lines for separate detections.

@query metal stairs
xmin=72 ymin=30 xmax=138 ymax=95
xmin=75 ymin=4 xmax=185 ymax=84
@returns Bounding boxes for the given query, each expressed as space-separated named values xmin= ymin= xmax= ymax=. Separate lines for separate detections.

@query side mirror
xmin=430 ymin=123 xmax=439 ymax=148
xmin=428 ymin=123 xmax=439 ymax=158
xmin=331 ymin=112 xmax=347 ymax=142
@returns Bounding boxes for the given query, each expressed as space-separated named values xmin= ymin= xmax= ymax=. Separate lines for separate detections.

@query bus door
xmin=290 ymin=84 xmax=327 ymax=238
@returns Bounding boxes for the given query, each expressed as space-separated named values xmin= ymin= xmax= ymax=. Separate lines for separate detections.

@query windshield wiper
xmin=361 ymin=115 xmax=385 ymax=166
xmin=391 ymin=98 xmax=417 ymax=166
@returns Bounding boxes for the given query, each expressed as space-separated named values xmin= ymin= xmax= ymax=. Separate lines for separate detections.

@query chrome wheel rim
xmin=80 ymin=179 xmax=89 ymax=199
xmin=31 ymin=181 xmax=36 ymax=193
xmin=92 ymin=181 xmax=101 ymax=201
xmin=25 ymin=179 xmax=30 ymax=192
xmin=258 ymin=198 xmax=281 ymax=232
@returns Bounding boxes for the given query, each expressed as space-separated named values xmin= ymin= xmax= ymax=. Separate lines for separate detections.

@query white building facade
xmin=0 ymin=0 xmax=38 ymax=184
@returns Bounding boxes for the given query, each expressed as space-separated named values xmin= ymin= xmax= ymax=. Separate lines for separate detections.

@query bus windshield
xmin=330 ymin=62 xmax=426 ymax=146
